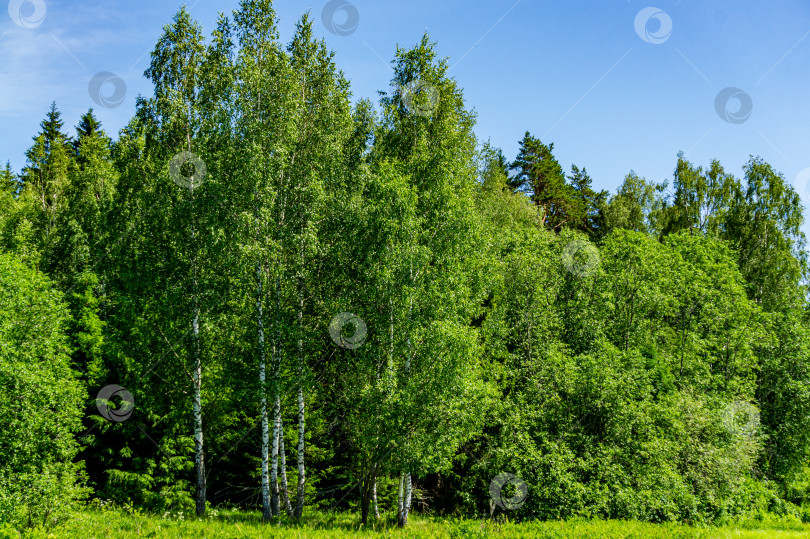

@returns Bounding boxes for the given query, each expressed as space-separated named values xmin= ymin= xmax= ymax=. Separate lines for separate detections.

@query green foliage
xmin=601 ymin=171 xmax=666 ymax=239
xmin=507 ymin=133 xmax=569 ymax=231
xmin=0 ymin=253 xmax=89 ymax=530
xmin=464 ymin=229 xmax=769 ymax=523
xmin=2 ymin=3 xmax=810 ymax=533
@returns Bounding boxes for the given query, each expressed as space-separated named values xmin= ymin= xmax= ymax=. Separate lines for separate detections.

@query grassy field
xmin=4 ymin=508 xmax=810 ymax=539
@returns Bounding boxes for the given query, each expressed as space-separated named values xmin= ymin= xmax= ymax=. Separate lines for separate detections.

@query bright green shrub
xmin=0 ymin=252 xmax=88 ymax=530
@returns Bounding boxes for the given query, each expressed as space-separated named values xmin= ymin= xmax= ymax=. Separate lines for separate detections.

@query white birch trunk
xmin=192 ymin=301 xmax=205 ymax=516
xmin=279 ymin=415 xmax=294 ymax=517
xmin=372 ymin=478 xmax=380 ymax=519
xmin=257 ymin=264 xmax=272 ymax=521
xmin=191 ymin=185 xmax=205 ymax=517
xmin=271 ymin=393 xmax=281 ymax=516
xmin=295 ymin=283 xmax=306 ymax=518
xmin=397 ymin=472 xmax=412 ymax=526
xmin=270 ymin=276 xmax=281 ymax=516
xmin=403 ymin=473 xmax=412 ymax=524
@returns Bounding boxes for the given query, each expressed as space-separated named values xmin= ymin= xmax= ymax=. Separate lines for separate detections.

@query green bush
xmin=465 ymin=231 xmax=767 ymax=523
xmin=0 ymin=253 xmax=89 ymax=530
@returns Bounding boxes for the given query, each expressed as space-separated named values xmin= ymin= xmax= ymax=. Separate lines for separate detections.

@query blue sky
xmin=3 ymin=0 xmax=810 ymax=234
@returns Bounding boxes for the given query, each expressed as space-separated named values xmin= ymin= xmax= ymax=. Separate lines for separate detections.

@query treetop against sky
xmin=3 ymin=0 xmax=810 ymax=235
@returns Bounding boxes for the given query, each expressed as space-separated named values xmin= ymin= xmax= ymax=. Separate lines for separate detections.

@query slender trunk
xmin=270 ymin=276 xmax=281 ymax=517
xmin=192 ymin=300 xmax=205 ymax=516
xmin=279 ymin=413 xmax=294 ymax=517
xmin=404 ymin=473 xmax=412 ymax=523
xmin=295 ymin=283 xmax=306 ymax=518
xmin=257 ymin=264 xmax=272 ymax=521
xmin=253 ymin=44 xmax=276 ymax=522
xmin=361 ymin=465 xmax=377 ymax=525
xmin=397 ymin=472 xmax=411 ymax=527
xmin=372 ymin=478 xmax=380 ymax=519
xmin=191 ymin=192 xmax=205 ymax=517
xmin=271 ymin=394 xmax=281 ymax=516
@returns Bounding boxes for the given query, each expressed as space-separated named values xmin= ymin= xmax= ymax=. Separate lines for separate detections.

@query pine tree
xmin=18 ymin=103 xmax=75 ymax=269
xmin=508 ymin=132 xmax=575 ymax=230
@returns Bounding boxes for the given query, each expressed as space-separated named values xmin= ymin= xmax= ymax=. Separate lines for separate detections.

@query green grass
xmin=4 ymin=508 xmax=810 ymax=538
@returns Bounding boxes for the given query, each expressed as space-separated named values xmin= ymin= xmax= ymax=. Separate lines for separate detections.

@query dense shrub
xmin=0 ymin=253 xmax=88 ymax=530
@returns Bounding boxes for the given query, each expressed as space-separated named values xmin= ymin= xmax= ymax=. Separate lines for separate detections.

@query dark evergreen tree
xmin=508 ymin=132 xmax=574 ymax=231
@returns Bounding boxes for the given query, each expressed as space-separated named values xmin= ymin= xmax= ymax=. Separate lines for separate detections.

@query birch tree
xmin=232 ymin=0 xmax=293 ymax=519
xmin=143 ymin=7 xmax=210 ymax=515
xmin=283 ymin=14 xmax=353 ymax=518
xmin=326 ymin=35 xmax=488 ymax=527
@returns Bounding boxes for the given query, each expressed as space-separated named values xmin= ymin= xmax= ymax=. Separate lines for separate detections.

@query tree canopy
xmin=2 ymin=2 xmax=810 ymax=532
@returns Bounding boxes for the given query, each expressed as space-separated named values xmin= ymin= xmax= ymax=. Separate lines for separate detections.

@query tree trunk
xmin=360 ymin=465 xmax=377 ymax=525
xmin=404 ymin=473 xmax=412 ymax=520
xmin=295 ymin=283 xmax=306 ymax=518
xmin=191 ymin=194 xmax=205 ymax=517
xmin=279 ymin=414 xmax=294 ymax=517
xmin=192 ymin=299 xmax=205 ymax=516
xmin=271 ymin=395 xmax=281 ymax=517
xmin=361 ymin=477 xmax=371 ymax=526
xmin=270 ymin=276 xmax=281 ymax=517
xmin=372 ymin=477 xmax=380 ymax=519
xmin=257 ymin=264 xmax=272 ymax=521
xmin=397 ymin=472 xmax=412 ymax=527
